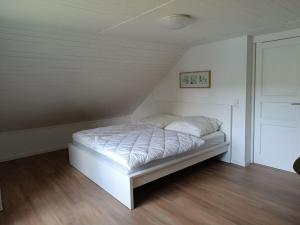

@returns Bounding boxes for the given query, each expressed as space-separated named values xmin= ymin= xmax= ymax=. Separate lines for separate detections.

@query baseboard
xmin=0 ymin=189 xmax=2 ymax=211
xmin=0 ymin=145 xmax=66 ymax=162
xmin=0 ymin=116 xmax=130 ymax=162
xmin=231 ymin=159 xmax=247 ymax=167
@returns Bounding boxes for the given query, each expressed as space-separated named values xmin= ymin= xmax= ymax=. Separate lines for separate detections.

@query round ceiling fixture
xmin=159 ymin=14 xmax=193 ymax=30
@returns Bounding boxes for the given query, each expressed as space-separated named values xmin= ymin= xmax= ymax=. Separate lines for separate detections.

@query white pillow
xmin=165 ymin=116 xmax=222 ymax=137
xmin=141 ymin=114 xmax=181 ymax=128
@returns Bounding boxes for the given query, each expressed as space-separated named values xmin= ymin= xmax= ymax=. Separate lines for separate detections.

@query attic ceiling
xmin=1 ymin=0 xmax=300 ymax=132
xmin=1 ymin=0 xmax=300 ymax=45
xmin=0 ymin=29 xmax=182 ymax=132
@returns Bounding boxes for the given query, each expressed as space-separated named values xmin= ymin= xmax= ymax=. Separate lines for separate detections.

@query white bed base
xmin=69 ymin=101 xmax=233 ymax=209
xmin=69 ymin=142 xmax=229 ymax=209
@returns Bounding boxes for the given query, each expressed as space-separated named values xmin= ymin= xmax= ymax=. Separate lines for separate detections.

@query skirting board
xmin=0 ymin=189 xmax=2 ymax=211
xmin=231 ymin=159 xmax=248 ymax=167
xmin=0 ymin=116 xmax=130 ymax=162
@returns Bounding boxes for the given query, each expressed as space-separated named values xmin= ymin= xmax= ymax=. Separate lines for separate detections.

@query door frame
xmin=251 ymin=28 xmax=300 ymax=165
xmin=250 ymin=41 xmax=256 ymax=164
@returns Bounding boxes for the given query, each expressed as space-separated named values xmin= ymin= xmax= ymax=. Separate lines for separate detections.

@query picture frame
xmin=179 ymin=71 xmax=211 ymax=88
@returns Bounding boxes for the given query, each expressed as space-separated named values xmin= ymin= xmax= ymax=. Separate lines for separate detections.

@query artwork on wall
xmin=179 ymin=71 xmax=211 ymax=88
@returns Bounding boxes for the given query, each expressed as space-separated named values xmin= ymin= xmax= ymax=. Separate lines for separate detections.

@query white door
xmin=254 ymin=37 xmax=300 ymax=172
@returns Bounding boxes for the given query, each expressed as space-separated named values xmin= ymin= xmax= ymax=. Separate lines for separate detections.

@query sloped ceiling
xmin=0 ymin=0 xmax=182 ymax=132
xmin=1 ymin=0 xmax=300 ymax=131
xmin=0 ymin=28 xmax=182 ymax=131
xmin=1 ymin=0 xmax=300 ymax=45
xmin=104 ymin=0 xmax=300 ymax=45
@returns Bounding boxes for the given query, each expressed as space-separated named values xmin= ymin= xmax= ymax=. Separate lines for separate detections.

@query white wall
xmin=133 ymin=36 xmax=252 ymax=166
xmin=0 ymin=116 xmax=129 ymax=162
xmin=0 ymin=35 xmax=253 ymax=165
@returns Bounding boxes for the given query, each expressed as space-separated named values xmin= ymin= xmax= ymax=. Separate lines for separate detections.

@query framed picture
xmin=179 ymin=71 xmax=211 ymax=88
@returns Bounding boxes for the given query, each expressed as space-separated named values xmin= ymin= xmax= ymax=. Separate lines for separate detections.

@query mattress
xmin=72 ymin=123 xmax=225 ymax=174
xmin=201 ymin=131 xmax=225 ymax=148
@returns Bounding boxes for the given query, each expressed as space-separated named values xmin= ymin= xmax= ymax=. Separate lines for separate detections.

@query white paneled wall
xmin=0 ymin=27 xmax=183 ymax=131
xmin=133 ymin=36 xmax=253 ymax=166
xmin=0 ymin=115 xmax=130 ymax=162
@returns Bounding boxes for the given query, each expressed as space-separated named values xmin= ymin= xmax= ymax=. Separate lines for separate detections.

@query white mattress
xmin=201 ymin=131 xmax=225 ymax=148
xmin=73 ymin=123 xmax=204 ymax=170
xmin=72 ymin=123 xmax=225 ymax=174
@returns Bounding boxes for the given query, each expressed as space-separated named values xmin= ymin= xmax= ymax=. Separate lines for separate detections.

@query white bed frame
xmin=69 ymin=101 xmax=233 ymax=209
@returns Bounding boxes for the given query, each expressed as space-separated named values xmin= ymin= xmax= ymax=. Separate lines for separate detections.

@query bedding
xmin=141 ymin=114 xmax=180 ymax=128
xmin=165 ymin=116 xmax=221 ymax=137
xmin=73 ymin=130 xmax=225 ymax=174
xmin=200 ymin=131 xmax=225 ymax=148
xmin=72 ymin=123 xmax=205 ymax=170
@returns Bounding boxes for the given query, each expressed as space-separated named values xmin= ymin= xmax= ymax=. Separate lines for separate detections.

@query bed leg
xmin=115 ymin=178 xmax=134 ymax=209
xmin=119 ymin=178 xmax=134 ymax=209
xmin=128 ymin=180 xmax=134 ymax=210
xmin=69 ymin=144 xmax=135 ymax=209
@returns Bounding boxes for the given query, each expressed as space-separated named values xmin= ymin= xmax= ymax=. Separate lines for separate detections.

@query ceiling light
xmin=159 ymin=14 xmax=193 ymax=30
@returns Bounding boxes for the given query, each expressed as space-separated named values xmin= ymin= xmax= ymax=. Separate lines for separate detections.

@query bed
xmin=69 ymin=101 xmax=232 ymax=209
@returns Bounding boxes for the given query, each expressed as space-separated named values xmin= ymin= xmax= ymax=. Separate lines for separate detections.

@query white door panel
xmin=261 ymin=44 xmax=298 ymax=97
xmin=254 ymin=37 xmax=300 ymax=172
xmin=261 ymin=102 xmax=297 ymax=122
xmin=257 ymin=125 xmax=298 ymax=171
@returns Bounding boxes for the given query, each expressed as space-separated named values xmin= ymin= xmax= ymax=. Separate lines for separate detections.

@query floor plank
xmin=0 ymin=150 xmax=299 ymax=225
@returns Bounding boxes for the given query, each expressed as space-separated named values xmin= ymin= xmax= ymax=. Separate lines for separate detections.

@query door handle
xmin=291 ymin=103 xmax=300 ymax=105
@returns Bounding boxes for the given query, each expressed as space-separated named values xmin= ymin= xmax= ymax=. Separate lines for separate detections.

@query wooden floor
xmin=0 ymin=150 xmax=299 ymax=225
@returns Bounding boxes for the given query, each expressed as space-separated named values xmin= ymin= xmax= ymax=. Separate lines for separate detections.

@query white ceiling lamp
xmin=159 ymin=14 xmax=193 ymax=30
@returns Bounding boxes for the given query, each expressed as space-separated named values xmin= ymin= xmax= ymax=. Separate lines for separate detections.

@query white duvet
xmin=73 ymin=123 xmax=205 ymax=170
